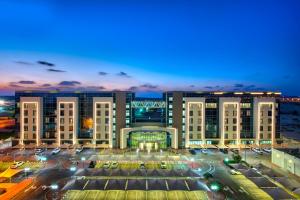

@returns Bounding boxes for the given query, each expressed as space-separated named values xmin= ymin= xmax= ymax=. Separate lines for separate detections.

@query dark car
xmin=219 ymin=148 xmax=228 ymax=154
xmin=89 ymin=161 xmax=96 ymax=168
xmin=189 ymin=149 xmax=196 ymax=155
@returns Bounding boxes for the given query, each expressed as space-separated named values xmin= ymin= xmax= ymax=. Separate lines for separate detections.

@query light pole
xmin=81 ymin=157 xmax=86 ymax=168
xmin=24 ymin=167 xmax=30 ymax=179
xmin=70 ymin=166 xmax=76 ymax=172
xmin=244 ymin=143 xmax=247 ymax=162
xmin=191 ymin=158 xmax=195 ymax=169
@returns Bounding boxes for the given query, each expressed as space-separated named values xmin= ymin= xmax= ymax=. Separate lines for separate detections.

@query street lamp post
xmin=244 ymin=143 xmax=247 ymax=162
xmin=81 ymin=157 xmax=86 ymax=168
xmin=191 ymin=158 xmax=195 ymax=169
xmin=24 ymin=167 xmax=30 ymax=179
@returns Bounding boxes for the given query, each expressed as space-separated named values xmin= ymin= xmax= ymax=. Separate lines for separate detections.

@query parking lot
xmin=63 ymin=190 xmax=209 ymax=200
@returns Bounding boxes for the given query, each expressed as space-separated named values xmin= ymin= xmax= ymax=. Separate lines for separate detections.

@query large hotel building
xmin=14 ymin=91 xmax=281 ymax=149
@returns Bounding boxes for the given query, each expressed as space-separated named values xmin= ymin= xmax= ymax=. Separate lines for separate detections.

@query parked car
xmin=103 ymin=161 xmax=110 ymax=169
xmin=229 ymin=169 xmax=242 ymax=175
xmin=89 ymin=161 xmax=96 ymax=168
xmin=160 ymin=161 xmax=167 ymax=169
xmin=10 ymin=161 xmax=25 ymax=169
xmin=219 ymin=148 xmax=228 ymax=154
xmin=201 ymin=148 xmax=208 ymax=154
xmin=139 ymin=161 xmax=146 ymax=169
xmin=252 ymin=148 xmax=263 ymax=155
xmin=52 ymin=148 xmax=61 ymax=155
xmin=35 ymin=148 xmax=44 ymax=155
xmin=111 ymin=161 xmax=118 ymax=169
xmin=75 ymin=146 xmax=83 ymax=154
xmin=230 ymin=149 xmax=239 ymax=154
xmin=189 ymin=149 xmax=196 ymax=155
xmin=263 ymin=148 xmax=272 ymax=153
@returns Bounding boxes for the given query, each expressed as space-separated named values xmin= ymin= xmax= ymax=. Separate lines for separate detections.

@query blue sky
xmin=0 ymin=0 xmax=299 ymax=96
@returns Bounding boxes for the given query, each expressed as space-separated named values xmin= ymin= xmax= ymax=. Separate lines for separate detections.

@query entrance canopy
xmin=120 ymin=126 xmax=178 ymax=149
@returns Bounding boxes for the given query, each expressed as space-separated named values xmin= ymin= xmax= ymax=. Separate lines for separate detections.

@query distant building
xmin=0 ymin=96 xmax=15 ymax=134
xmin=272 ymin=148 xmax=300 ymax=177
xmin=280 ymin=101 xmax=300 ymax=141
xmin=14 ymin=90 xmax=281 ymax=149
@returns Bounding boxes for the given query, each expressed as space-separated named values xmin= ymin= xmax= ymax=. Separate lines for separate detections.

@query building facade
xmin=15 ymin=90 xmax=281 ymax=149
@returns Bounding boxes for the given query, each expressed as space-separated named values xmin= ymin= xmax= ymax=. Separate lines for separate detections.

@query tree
xmin=232 ymin=153 xmax=242 ymax=163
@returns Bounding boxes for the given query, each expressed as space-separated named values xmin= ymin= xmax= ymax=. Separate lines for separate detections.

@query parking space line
xmin=82 ymin=180 xmax=89 ymax=190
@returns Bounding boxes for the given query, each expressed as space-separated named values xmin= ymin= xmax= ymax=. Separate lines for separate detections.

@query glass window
xmin=268 ymin=126 xmax=272 ymax=131
xmin=268 ymin=111 xmax=272 ymax=116
xmin=233 ymin=126 xmax=237 ymax=131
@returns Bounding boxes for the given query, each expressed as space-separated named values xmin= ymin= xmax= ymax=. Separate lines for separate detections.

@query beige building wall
xmin=93 ymin=97 xmax=113 ymax=148
xmin=253 ymin=98 xmax=276 ymax=145
xmin=184 ymin=97 xmax=205 ymax=148
xmin=20 ymin=97 xmax=43 ymax=146
xmin=57 ymin=97 xmax=78 ymax=145
xmin=219 ymin=98 xmax=241 ymax=145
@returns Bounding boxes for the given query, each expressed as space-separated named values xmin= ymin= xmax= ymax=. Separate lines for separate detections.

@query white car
xmin=252 ymin=148 xmax=263 ymax=155
xmin=229 ymin=169 xmax=242 ymax=175
xmin=10 ymin=161 xmax=25 ymax=169
xmin=35 ymin=148 xmax=44 ymax=155
xmin=52 ymin=148 xmax=61 ymax=155
xmin=76 ymin=147 xmax=83 ymax=153
xmin=160 ymin=161 xmax=167 ymax=169
xmin=263 ymin=148 xmax=272 ymax=153
xmin=111 ymin=161 xmax=118 ymax=169
xmin=201 ymin=149 xmax=208 ymax=154
xmin=103 ymin=161 xmax=110 ymax=169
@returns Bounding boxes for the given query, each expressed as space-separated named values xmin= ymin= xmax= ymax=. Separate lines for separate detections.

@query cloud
xmin=47 ymin=68 xmax=66 ymax=73
xmin=204 ymin=86 xmax=213 ymax=89
xmin=18 ymin=80 xmax=36 ymax=84
xmin=42 ymin=84 xmax=51 ymax=87
xmin=128 ymin=86 xmax=139 ymax=91
xmin=116 ymin=71 xmax=131 ymax=78
xmin=15 ymin=61 xmax=33 ymax=65
xmin=58 ymin=81 xmax=81 ymax=86
xmin=189 ymin=85 xmax=195 ymax=88
xmin=37 ymin=60 xmax=55 ymax=67
xmin=128 ymin=83 xmax=159 ymax=91
xmin=140 ymin=84 xmax=158 ymax=89
xmin=9 ymin=82 xmax=23 ymax=88
xmin=78 ymin=86 xmax=106 ymax=91
xmin=234 ymin=84 xmax=244 ymax=88
xmin=98 ymin=72 xmax=108 ymax=76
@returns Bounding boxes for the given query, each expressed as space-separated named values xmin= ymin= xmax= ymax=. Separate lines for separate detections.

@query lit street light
xmin=191 ymin=157 xmax=195 ymax=169
xmin=70 ymin=166 xmax=76 ymax=172
xmin=40 ymin=156 xmax=47 ymax=162
xmin=50 ymin=184 xmax=58 ymax=190
xmin=24 ymin=167 xmax=30 ymax=178
xmin=81 ymin=157 xmax=86 ymax=168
